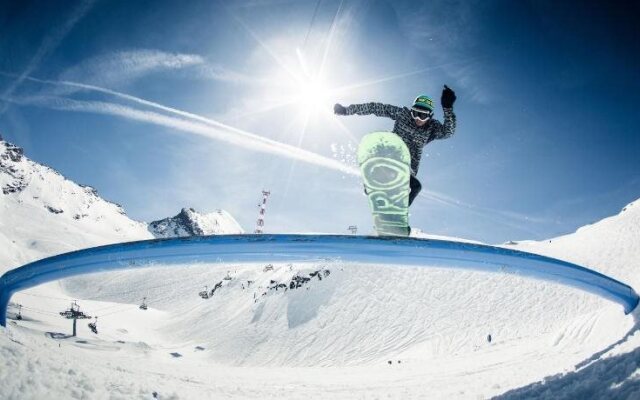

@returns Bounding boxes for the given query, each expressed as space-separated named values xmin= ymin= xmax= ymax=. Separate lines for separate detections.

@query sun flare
xmin=296 ymin=77 xmax=332 ymax=111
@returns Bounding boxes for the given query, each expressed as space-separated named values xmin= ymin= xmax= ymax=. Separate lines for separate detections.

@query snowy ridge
xmin=505 ymin=199 xmax=640 ymax=289
xmin=0 ymin=137 xmax=243 ymax=273
xmin=148 ymin=207 xmax=243 ymax=238
xmin=0 ymin=138 xmax=152 ymax=272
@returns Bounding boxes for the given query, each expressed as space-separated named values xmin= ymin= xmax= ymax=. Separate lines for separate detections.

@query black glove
xmin=441 ymin=85 xmax=456 ymax=108
xmin=334 ymin=103 xmax=347 ymax=115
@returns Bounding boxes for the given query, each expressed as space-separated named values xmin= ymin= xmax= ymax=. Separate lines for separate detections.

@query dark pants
xmin=409 ymin=175 xmax=422 ymax=206
xmin=364 ymin=175 xmax=422 ymax=207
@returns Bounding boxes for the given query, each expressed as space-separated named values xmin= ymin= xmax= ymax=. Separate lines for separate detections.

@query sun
xmin=249 ymin=48 xmax=337 ymax=119
xmin=296 ymin=76 xmax=333 ymax=112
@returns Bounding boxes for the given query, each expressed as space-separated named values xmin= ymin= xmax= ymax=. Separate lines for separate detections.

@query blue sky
xmin=1 ymin=0 xmax=638 ymax=243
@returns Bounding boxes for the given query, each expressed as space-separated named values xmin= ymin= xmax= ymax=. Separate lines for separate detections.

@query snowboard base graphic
xmin=357 ymin=131 xmax=411 ymax=236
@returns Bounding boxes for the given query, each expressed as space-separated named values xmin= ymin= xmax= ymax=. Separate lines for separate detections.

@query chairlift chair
xmin=199 ymin=286 xmax=210 ymax=299
xmin=88 ymin=317 xmax=98 ymax=334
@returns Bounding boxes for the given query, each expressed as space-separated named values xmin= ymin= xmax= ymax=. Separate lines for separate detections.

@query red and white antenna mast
xmin=254 ymin=190 xmax=271 ymax=234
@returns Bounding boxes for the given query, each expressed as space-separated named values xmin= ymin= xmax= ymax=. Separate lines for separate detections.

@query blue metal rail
xmin=1 ymin=234 xmax=638 ymax=326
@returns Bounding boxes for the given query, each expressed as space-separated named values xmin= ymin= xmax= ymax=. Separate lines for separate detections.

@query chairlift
xmin=88 ymin=317 xmax=98 ymax=334
xmin=59 ymin=301 xmax=89 ymax=319
xmin=58 ymin=301 xmax=91 ymax=337
xmin=199 ymin=286 xmax=210 ymax=299
xmin=139 ymin=297 xmax=148 ymax=310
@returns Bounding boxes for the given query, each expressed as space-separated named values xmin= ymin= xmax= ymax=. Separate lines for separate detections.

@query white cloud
xmin=58 ymin=49 xmax=205 ymax=88
xmin=48 ymin=49 xmax=262 ymax=96
xmin=192 ymin=63 xmax=265 ymax=85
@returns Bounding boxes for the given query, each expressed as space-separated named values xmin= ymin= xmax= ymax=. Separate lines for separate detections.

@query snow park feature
xmin=1 ymin=234 xmax=638 ymax=327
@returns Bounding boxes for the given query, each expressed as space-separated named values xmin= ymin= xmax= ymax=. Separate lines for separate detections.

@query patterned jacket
xmin=345 ymin=103 xmax=456 ymax=175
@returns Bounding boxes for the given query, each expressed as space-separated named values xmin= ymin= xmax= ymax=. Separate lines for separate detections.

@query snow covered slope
xmin=504 ymin=200 xmax=640 ymax=289
xmin=148 ymin=207 xmax=243 ymax=238
xmin=0 ymin=136 xmax=244 ymax=273
xmin=0 ymin=137 xmax=151 ymax=272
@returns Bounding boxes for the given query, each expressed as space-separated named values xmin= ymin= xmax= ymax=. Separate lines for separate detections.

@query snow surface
xmin=1 ymin=137 xmax=639 ymax=399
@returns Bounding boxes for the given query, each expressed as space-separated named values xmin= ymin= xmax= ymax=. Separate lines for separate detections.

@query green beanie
xmin=412 ymin=95 xmax=434 ymax=112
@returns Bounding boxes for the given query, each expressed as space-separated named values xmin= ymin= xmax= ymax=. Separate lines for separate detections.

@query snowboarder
xmin=334 ymin=85 xmax=457 ymax=206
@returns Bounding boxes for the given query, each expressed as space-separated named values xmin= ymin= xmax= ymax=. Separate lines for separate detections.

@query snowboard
xmin=357 ymin=131 xmax=411 ymax=236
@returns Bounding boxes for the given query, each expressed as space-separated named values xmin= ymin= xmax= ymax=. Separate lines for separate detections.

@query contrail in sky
xmin=2 ymin=74 xmax=359 ymax=177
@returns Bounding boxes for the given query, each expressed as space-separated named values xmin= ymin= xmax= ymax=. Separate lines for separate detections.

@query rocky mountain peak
xmin=1 ymin=140 xmax=24 ymax=163
xmin=1 ymin=138 xmax=27 ymax=195
xmin=148 ymin=207 xmax=243 ymax=238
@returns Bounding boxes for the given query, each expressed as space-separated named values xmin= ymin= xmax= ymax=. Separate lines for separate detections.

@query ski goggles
xmin=411 ymin=108 xmax=432 ymax=121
